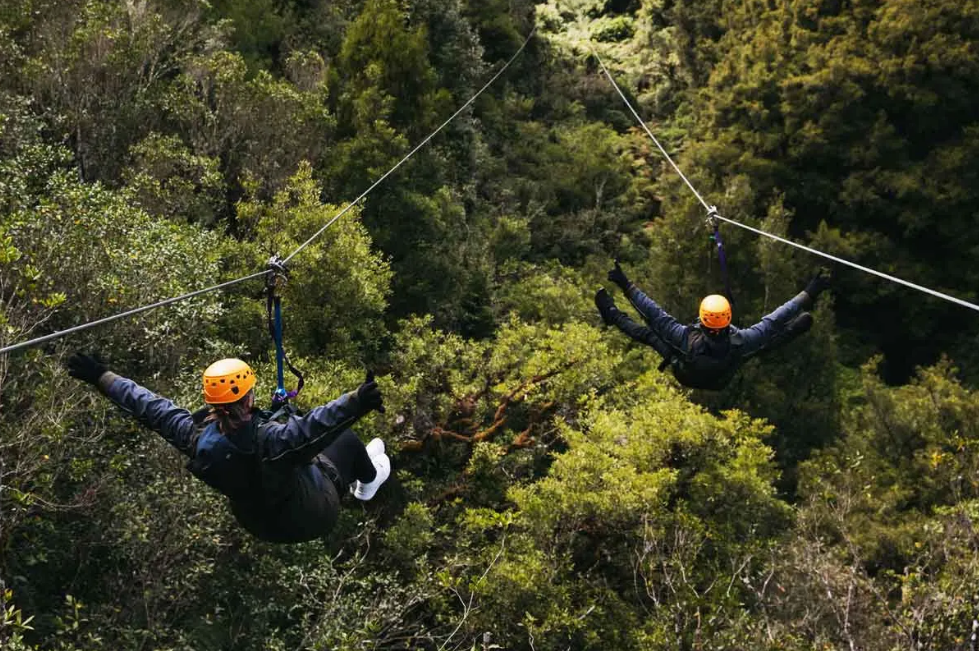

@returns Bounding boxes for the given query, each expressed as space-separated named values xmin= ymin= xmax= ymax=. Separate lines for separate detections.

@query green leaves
xmin=336 ymin=0 xmax=439 ymax=136
xmin=443 ymin=369 xmax=789 ymax=648
xmin=166 ymin=49 xmax=335 ymax=199
xmin=123 ymin=133 xmax=225 ymax=226
xmin=230 ymin=161 xmax=392 ymax=361
xmin=2 ymin=1 xmax=979 ymax=649
xmin=0 ymin=228 xmax=21 ymax=265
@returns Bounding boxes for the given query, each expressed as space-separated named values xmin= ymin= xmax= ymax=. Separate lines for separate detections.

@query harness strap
xmin=265 ymin=256 xmax=304 ymax=409
xmin=707 ymin=207 xmax=734 ymax=307
xmin=266 ymin=401 xmax=302 ymax=423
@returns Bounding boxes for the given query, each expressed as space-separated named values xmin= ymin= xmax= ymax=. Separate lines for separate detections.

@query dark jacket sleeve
xmin=624 ymin=284 xmax=689 ymax=353
xmin=100 ymin=373 xmax=199 ymax=457
xmin=259 ymin=392 xmax=363 ymax=465
xmin=736 ymin=292 xmax=809 ymax=356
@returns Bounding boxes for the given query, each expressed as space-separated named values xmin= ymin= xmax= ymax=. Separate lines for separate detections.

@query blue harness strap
xmin=707 ymin=207 xmax=734 ymax=307
xmin=266 ymin=256 xmax=304 ymax=410
xmin=272 ymin=294 xmax=287 ymax=400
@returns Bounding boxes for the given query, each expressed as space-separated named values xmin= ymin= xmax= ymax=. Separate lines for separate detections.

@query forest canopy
xmin=2 ymin=0 xmax=979 ymax=649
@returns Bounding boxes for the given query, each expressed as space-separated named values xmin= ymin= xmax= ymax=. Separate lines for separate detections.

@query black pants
xmin=316 ymin=429 xmax=377 ymax=493
xmin=609 ymin=308 xmax=676 ymax=359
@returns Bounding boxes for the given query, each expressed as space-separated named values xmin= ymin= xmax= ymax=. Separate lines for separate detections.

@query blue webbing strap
xmin=266 ymin=256 xmax=304 ymax=409
xmin=707 ymin=208 xmax=734 ymax=307
xmin=272 ymin=295 xmax=286 ymax=400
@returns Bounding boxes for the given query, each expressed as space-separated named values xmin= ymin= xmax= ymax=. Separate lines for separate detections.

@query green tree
xmin=21 ymin=0 xmax=224 ymax=181
xmin=448 ymin=371 xmax=790 ymax=649
xmin=228 ymin=161 xmax=392 ymax=363
xmin=123 ymin=133 xmax=226 ymax=226
xmin=165 ymin=49 xmax=334 ymax=203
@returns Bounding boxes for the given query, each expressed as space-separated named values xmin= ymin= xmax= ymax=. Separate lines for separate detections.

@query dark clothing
xmin=100 ymin=374 xmax=373 ymax=543
xmin=322 ymin=429 xmax=377 ymax=488
xmin=609 ymin=286 xmax=813 ymax=390
xmin=764 ymin=312 xmax=813 ymax=350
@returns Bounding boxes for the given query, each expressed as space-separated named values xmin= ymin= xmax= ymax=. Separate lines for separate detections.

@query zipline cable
xmin=589 ymin=45 xmax=712 ymax=213
xmin=589 ymin=45 xmax=979 ymax=315
xmin=0 ymin=28 xmax=538 ymax=357
xmin=708 ymin=213 xmax=979 ymax=312
xmin=283 ymin=26 xmax=538 ymax=264
xmin=0 ymin=271 xmax=271 ymax=356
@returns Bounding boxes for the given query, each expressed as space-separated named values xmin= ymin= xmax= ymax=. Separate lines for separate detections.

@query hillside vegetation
xmin=2 ymin=1 xmax=978 ymax=648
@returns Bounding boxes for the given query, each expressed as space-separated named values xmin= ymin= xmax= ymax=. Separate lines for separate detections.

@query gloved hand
xmin=66 ymin=352 xmax=108 ymax=386
xmin=355 ymin=370 xmax=385 ymax=415
xmin=594 ymin=288 xmax=618 ymax=326
xmin=804 ymin=269 xmax=831 ymax=305
xmin=607 ymin=259 xmax=631 ymax=292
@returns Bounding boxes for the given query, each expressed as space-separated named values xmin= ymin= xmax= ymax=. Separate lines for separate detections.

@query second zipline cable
xmin=589 ymin=44 xmax=979 ymax=314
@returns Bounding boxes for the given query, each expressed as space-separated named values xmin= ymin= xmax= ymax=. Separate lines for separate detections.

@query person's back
xmin=670 ymin=325 xmax=741 ymax=390
xmin=185 ymin=417 xmax=326 ymax=542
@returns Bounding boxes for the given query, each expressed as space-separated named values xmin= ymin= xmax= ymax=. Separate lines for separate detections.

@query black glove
xmin=355 ymin=370 xmax=385 ymax=415
xmin=595 ymin=288 xmax=618 ymax=326
xmin=66 ymin=352 xmax=108 ymax=386
xmin=607 ymin=259 xmax=631 ymax=292
xmin=804 ymin=270 xmax=831 ymax=305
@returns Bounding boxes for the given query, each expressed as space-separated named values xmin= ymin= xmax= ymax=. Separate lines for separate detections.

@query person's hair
xmin=204 ymin=389 xmax=255 ymax=434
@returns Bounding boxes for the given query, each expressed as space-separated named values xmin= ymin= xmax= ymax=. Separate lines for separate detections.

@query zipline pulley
xmin=266 ymin=255 xmax=304 ymax=410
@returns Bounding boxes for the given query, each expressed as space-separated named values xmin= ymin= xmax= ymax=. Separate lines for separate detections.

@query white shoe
xmin=352 ymin=453 xmax=390 ymax=501
xmin=365 ymin=437 xmax=385 ymax=459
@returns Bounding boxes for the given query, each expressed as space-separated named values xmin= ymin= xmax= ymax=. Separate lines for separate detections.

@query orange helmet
xmin=699 ymin=294 xmax=732 ymax=330
xmin=202 ymin=358 xmax=256 ymax=404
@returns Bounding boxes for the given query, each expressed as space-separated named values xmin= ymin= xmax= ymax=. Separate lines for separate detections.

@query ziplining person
xmin=583 ymin=41 xmax=979 ymax=333
xmin=595 ymin=261 xmax=831 ymax=390
xmin=66 ymin=353 xmax=391 ymax=543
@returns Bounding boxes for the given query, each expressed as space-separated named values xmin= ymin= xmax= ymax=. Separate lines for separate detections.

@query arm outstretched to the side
xmin=99 ymin=372 xmax=199 ymax=457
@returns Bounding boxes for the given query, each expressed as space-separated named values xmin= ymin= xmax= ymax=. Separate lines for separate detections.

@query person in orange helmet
xmin=595 ymin=261 xmax=829 ymax=390
xmin=66 ymin=355 xmax=390 ymax=543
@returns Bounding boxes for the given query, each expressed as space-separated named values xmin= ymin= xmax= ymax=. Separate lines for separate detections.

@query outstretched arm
xmin=99 ymin=373 xmax=199 ymax=457
xmin=260 ymin=373 xmax=384 ymax=465
xmin=624 ymin=285 xmax=689 ymax=352
xmin=260 ymin=392 xmax=364 ymax=465
xmin=736 ymin=292 xmax=810 ymax=356
xmin=597 ymin=288 xmax=683 ymax=359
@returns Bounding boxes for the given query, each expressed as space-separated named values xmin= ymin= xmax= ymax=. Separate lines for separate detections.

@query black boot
xmin=595 ymin=288 xmax=619 ymax=325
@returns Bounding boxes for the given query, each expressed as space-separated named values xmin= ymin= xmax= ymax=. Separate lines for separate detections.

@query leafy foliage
xmin=3 ymin=0 xmax=979 ymax=649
